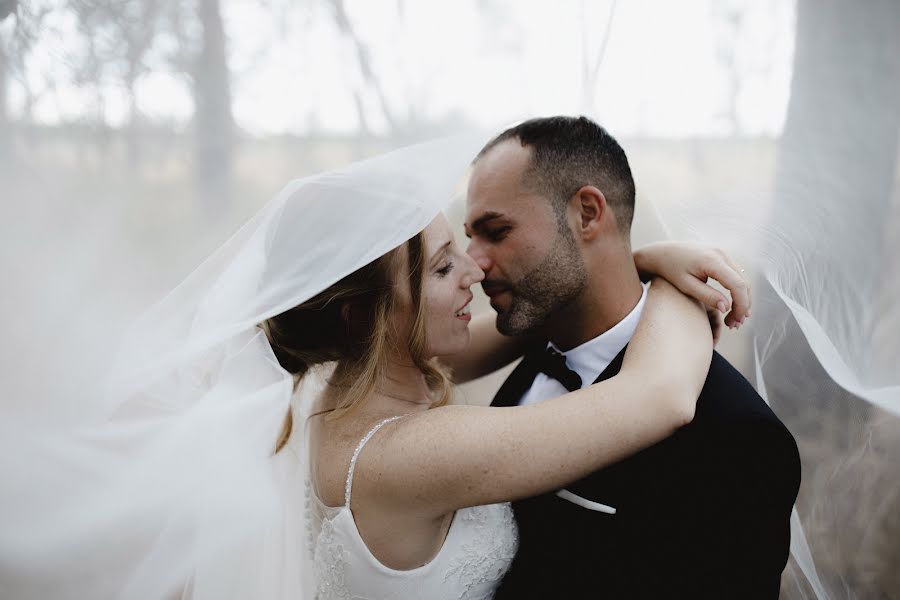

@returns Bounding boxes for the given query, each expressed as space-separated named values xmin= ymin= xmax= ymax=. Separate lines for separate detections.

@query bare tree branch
xmin=580 ymin=0 xmax=617 ymax=112
xmin=328 ymin=0 xmax=397 ymax=132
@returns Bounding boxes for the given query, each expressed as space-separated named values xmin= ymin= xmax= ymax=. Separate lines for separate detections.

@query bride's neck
xmin=375 ymin=359 xmax=433 ymax=412
xmin=327 ymin=351 xmax=432 ymax=416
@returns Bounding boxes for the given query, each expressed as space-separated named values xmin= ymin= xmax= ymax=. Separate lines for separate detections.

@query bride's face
xmin=418 ymin=213 xmax=484 ymax=357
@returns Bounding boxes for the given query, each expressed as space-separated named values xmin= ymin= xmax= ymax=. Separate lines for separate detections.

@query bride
xmin=0 ymin=135 xmax=749 ymax=600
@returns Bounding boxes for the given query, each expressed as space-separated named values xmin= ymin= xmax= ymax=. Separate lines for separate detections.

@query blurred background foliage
xmin=1 ymin=1 xmax=899 ymax=598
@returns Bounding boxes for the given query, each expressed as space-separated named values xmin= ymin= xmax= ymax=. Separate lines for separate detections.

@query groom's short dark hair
xmin=475 ymin=116 xmax=636 ymax=236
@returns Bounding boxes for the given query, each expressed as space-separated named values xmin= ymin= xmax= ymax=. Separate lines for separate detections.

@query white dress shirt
xmin=519 ymin=282 xmax=650 ymax=407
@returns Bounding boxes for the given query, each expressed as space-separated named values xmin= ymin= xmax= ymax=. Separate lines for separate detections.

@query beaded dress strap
xmin=344 ymin=416 xmax=403 ymax=507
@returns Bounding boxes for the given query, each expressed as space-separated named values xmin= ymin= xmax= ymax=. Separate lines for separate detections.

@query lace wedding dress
xmin=310 ymin=417 xmax=519 ymax=600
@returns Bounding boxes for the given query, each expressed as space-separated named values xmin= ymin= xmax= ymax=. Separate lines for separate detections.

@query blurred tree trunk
xmin=762 ymin=0 xmax=900 ymax=401
xmin=0 ymin=31 xmax=9 ymax=162
xmin=0 ymin=0 xmax=15 ymax=21
xmin=194 ymin=0 xmax=233 ymax=214
xmin=774 ymin=0 xmax=900 ymax=317
xmin=760 ymin=0 xmax=900 ymax=596
xmin=0 ymin=0 xmax=14 ymax=164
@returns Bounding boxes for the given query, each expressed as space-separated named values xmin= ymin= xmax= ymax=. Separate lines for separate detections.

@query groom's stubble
xmin=496 ymin=223 xmax=588 ymax=336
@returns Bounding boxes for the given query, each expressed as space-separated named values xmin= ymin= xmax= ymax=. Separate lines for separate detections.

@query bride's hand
xmin=634 ymin=241 xmax=750 ymax=336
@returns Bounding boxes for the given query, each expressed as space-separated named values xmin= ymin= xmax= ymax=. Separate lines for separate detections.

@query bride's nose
xmin=460 ymin=253 xmax=485 ymax=287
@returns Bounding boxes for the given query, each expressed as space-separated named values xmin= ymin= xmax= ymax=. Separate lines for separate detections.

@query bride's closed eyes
xmin=428 ymin=237 xmax=458 ymax=278
xmin=436 ymin=261 xmax=455 ymax=277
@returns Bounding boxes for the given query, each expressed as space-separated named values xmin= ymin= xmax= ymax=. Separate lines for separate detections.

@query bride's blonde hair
xmin=262 ymin=232 xmax=452 ymax=452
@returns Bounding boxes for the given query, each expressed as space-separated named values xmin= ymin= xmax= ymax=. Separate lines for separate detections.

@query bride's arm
xmin=634 ymin=241 xmax=751 ymax=329
xmin=441 ymin=242 xmax=749 ymax=384
xmin=353 ymin=278 xmax=712 ymax=518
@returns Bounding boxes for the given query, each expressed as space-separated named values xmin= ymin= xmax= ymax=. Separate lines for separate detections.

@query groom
xmin=464 ymin=116 xmax=801 ymax=599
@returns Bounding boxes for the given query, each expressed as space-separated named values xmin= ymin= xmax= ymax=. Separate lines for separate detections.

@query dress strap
xmin=345 ymin=416 xmax=403 ymax=507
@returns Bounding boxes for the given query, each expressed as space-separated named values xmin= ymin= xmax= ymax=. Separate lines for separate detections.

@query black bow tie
xmin=536 ymin=347 xmax=583 ymax=392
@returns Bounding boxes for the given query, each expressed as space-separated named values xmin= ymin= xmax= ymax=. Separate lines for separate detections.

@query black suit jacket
xmin=492 ymin=349 xmax=801 ymax=600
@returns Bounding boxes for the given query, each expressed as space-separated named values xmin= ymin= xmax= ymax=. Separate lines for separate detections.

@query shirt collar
xmin=548 ymin=282 xmax=650 ymax=386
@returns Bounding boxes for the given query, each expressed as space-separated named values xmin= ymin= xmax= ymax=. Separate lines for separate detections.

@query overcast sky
xmin=7 ymin=0 xmax=795 ymax=138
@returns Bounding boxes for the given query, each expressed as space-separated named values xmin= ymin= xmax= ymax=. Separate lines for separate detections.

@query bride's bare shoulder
xmin=309 ymin=411 xmax=399 ymax=507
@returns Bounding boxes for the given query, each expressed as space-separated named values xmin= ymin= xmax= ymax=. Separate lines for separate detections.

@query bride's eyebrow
xmin=428 ymin=240 xmax=453 ymax=268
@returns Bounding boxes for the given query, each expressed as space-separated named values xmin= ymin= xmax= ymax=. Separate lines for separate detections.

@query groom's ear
xmin=572 ymin=185 xmax=606 ymax=241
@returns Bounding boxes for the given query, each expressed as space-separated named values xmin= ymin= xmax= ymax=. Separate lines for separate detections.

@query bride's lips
xmin=454 ymin=295 xmax=474 ymax=322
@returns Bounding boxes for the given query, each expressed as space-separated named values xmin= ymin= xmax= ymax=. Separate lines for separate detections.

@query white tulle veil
xmin=0 ymin=134 xmax=486 ymax=599
xmin=0 ymin=119 xmax=897 ymax=600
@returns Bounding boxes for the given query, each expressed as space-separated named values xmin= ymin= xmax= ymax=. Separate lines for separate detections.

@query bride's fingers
xmin=698 ymin=254 xmax=750 ymax=328
xmin=715 ymin=251 xmax=751 ymax=327
xmin=684 ymin=272 xmax=730 ymax=315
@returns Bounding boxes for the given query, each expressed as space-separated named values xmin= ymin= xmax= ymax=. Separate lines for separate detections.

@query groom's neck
xmin=543 ymin=260 xmax=644 ymax=352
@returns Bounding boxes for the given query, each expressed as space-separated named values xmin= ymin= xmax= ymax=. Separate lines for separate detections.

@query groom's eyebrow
xmin=464 ymin=212 xmax=503 ymax=238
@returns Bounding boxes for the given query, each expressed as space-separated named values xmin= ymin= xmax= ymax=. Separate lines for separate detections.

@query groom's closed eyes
xmin=465 ymin=212 xmax=513 ymax=242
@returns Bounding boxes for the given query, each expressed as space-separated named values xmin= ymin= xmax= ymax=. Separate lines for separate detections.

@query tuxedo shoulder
xmin=693 ymin=353 xmax=800 ymax=483
xmin=695 ymin=351 xmax=784 ymax=426
xmin=702 ymin=411 xmax=802 ymax=507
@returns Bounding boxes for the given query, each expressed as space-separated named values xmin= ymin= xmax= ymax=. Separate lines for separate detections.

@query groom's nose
xmin=465 ymin=240 xmax=492 ymax=274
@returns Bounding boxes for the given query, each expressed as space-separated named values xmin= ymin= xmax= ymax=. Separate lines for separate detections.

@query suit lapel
xmin=563 ymin=344 xmax=653 ymax=505
xmin=555 ymin=345 xmax=631 ymax=505
xmin=592 ymin=345 xmax=628 ymax=384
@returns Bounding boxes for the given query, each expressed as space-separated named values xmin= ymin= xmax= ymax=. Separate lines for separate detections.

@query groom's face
xmin=465 ymin=140 xmax=587 ymax=336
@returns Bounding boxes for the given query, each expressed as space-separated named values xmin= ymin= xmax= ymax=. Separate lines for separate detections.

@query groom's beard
xmin=496 ymin=229 xmax=587 ymax=336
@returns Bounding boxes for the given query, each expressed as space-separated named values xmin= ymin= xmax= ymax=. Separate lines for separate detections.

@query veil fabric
xmin=0 ymin=134 xmax=486 ymax=600
xmin=0 ymin=123 xmax=897 ymax=599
